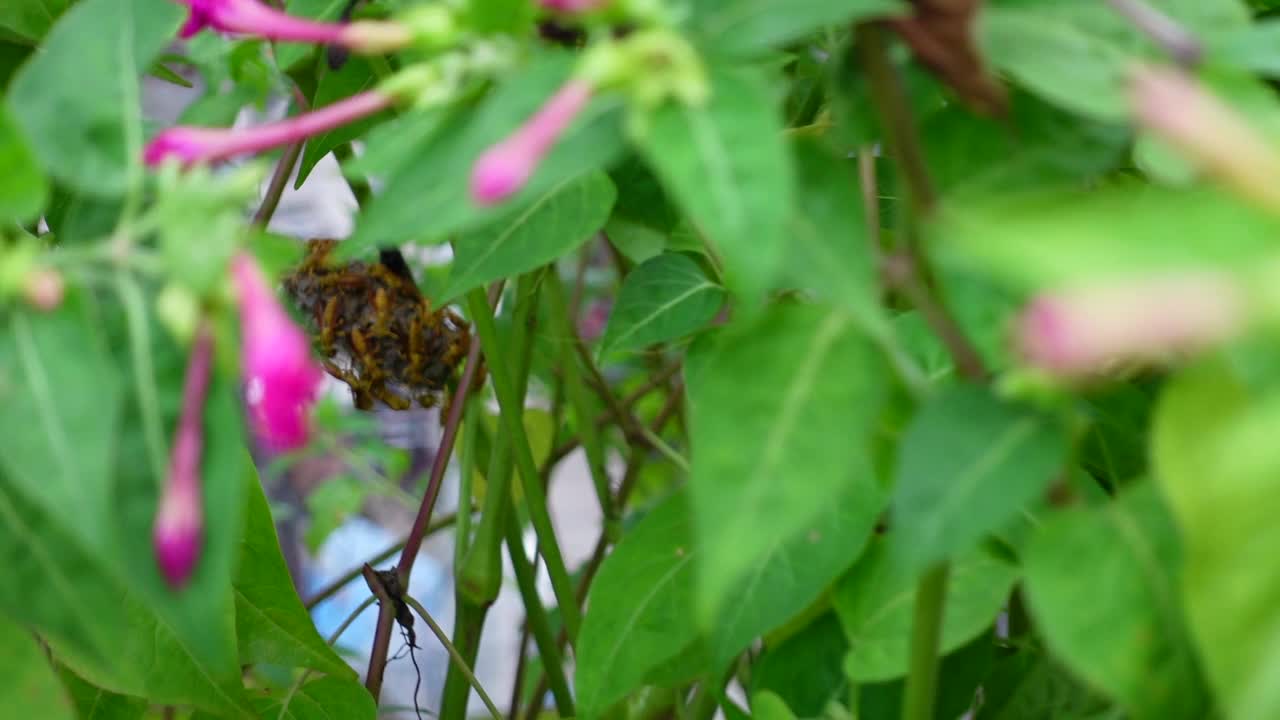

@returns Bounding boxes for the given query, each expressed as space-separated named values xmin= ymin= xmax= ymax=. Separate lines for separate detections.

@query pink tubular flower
xmin=145 ymin=90 xmax=393 ymax=167
xmin=175 ymin=0 xmax=410 ymax=49
xmin=540 ymin=0 xmax=608 ymax=10
xmin=231 ymin=252 xmax=324 ymax=451
xmin=1016 ymin=273 xmax=1247 ymax=379
xmin=469 ymin=79 xmax=593 ymax=205
xmin=154 ymin=323 xmax=215 ymax=588
xmin=1131 ymin=65 xmax=1280 ymax=213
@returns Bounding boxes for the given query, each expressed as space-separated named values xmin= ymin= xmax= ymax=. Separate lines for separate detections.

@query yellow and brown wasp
xmin=283 ymin=240 xmax=471 ymax=412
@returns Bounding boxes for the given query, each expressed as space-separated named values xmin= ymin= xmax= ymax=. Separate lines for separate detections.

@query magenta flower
xmin=154 ymin=323 xmax=215 ymax=588
xmin=1016 ymin=274 xmax=1247 ymax=379
xmin=175 ymin=0 xmax=409 ymax=50
xmin=231 ymin=252 xmax=324 ymax=451
xmin=470 ymin=79 xmax=593 ymax=205
xmin=145 ymin=90 xmax=392 ymax=167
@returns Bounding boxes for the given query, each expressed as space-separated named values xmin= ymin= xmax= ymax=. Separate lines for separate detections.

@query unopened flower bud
xmin=1016 ymin=273 xmax=1247 ymax=379
xmin=22 ymin=268 xmax=64 ymax=312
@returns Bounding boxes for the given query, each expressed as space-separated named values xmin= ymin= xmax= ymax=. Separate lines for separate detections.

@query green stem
xmin=114 ymin=271 xmax=167 ymax=489
xmin=503 ymin=512 xmax=576 ymax=717
xmin=902 ymin=564 xmax=949 ymax=720
xmin=465 ymin=286 xmax=582 ymax=645
xmin=251 ymin=141 xmax=304 ymax=228
xmin=454 ymin=400 xmax=481 ymax=569
xmin=543 ymin=271 xmax=616 ymax=529
xmin=402 ymin=594 xmax=503 ymax=720
xmin=438 ymin=595 xmax=491 ymax=720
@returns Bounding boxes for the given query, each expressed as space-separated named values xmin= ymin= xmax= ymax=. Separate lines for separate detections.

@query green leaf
xmin=980 ymin=0 xmax=1249 ymax=121
xmin=248 ymin=676 xmax=376 ymax=720
xmin=687 ymin=303 xmax=886 ymax=624
xmin=0 ymin=101 xmax=46 ymax=223
xmin=1152 ymin=359 xmax=1280 ymax=720
xmin=856 ymin=633 xmax=994 ymax=720
xmin=296 ymin=58 xmax=388 ymax=189
xmin=1023 ymin=482 xmax=1208 ymax=719
xmin=440 ymin=171 xmax=616 ymax=301
xmin=57 ymin=667 xmax=148 ymax=720
xmin=7 ymin=0 xmax=184 ymax=197
xmin=577 ymin=487 xmax=874 ymax=718
xmin=976 ymin=652 xmax=1117 ymax=720
xmin=785 ymin=139 xmax=884 ymax=336
xmin=348 ymin=52 xmax=626 ymax=256
xmin=752 ymin=612 xmax=849 ymax=717
xmin=750 ymin=691 xmax=798 ymax=720
xmin=938 ymin=184 xmax=1280 ymax=291
xmin=0 ymin=615 xmax=76 ymax=720
xmin=688 ymin=0 xmax=906 ymax=57
xmin=236 ymin=472 xmax=355 ymax=678
xmin=598 ymin=253 xmax=725 ymax=357
xmin=637 ymin=66 xmax=792 ymax=304
xmin=465 ymin=0 xmax=535 ymax=34
xmin=889 ymin=384 xmax=1067 ymax=573
xmin=0 ymin=0 xmax=71 ymax=42
xmin=575 ymin=492 xmax=703 ymax=720
xmin=921 ymin=93 xmax=1129 ymax=199
xmin=834 ymin=541 xmax=1018 ymax=682
xmin=0 ymin=294 xmax=251 ymax=717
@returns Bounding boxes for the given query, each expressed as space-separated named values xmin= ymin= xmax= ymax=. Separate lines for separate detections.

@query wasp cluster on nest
xmin=283 ymin=240 xmax=471 ymax=412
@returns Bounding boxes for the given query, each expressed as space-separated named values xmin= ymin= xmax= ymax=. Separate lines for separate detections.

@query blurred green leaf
xmin=247 ymin=676 xmax=375 ymax=719
xmin=598 ymin=253 xmax=725 ymax=357
xmin=687 ymin=303 xmax=886 ymax=625
xmin=0 ymin=615 xmax=75 ymax=720
xmin=465 ymin=0 xmax=535 ymax=34
xmin=687 ymin=0 xmax=906 ymax=57
xmin=889 ymin=384 xmax=1067 ymax=572
xmin=296 ymin=58 xmax=388 ymax=189
xmin=237 ymin=472 xmax=355 ymax=678
xmin=976 ymin=652 xmax=1118 ymax=720
xmin=0 ymin=0 xmax=71 ymax=42
xmin=834 ymin=541 xmax=1017 ymax=682
xmin=302 ymin=476 xmax=366 ymax=554
xmin=441 ymin=171 xmax=616 ymax=301
xmin=0 ymin=101 xmax=46 ymax=224
xmin=57 ymin=667 xmax=148 ymax=720
xmin=749 ymin=690 xmax=798 ymax=720
xmin=785 ymin=139 xmax=884 ymax=336
xmin=8 ymin=0 xmax=183 ymax=197
xmin=0 ymin=293 xmax=251 ymax=717
xmin=349 ymin=52 xmax=626 ymax=256
xmin=638 ymin=66 xmax=791 ymax=304
xmin=1153 ymin=359 xmax=1280 ymax=720
xmin=1023 ymin=482 xmax=1209 ymax=719
xmin=752 ymin=612 xmax=849 ymax=717
xmin=938 ymin=184 xmax=1280 ymax=291
xmin=856 ymin=632 xmax=994 ymax=720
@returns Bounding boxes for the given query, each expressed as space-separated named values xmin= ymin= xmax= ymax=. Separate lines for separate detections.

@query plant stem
xmin=438 ymin=595 xmax=490 ymax=720
xmin=303 ymin=512 xmax=461 ymax=610
xmin=503 ymin=512 xmax=576 ymax=717
xmin=464 ymin=286 xmax=582 ymax=645
xmin=855 ymin=24 xmax=936 ymax=217
xmin=902 ymin=564 xmax=949 ymax=720
xmin=364 ymin=306 xmax=485 ymax=701
xmin=251 ymin=141 xmax=304 ymax=228
xmin=543 ymin=271 xmax=616 ymax=528
xmin=454 ymin=400 xmax=481 ymax=569
xmin=402 ymin=594 xmax=504 ymax=720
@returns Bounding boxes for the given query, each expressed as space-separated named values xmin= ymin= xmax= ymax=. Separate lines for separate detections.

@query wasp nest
xmin=283 ymin=240 xmax=471 ymax=411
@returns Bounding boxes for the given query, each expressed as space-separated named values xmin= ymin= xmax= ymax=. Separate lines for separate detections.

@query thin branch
xmin=251 ymin=141 xmax=304 ymax=228
xmin=303 ymin=512 xmax=462 ymax=610
xmin=402 ymin=594 xmax=504 ymax=720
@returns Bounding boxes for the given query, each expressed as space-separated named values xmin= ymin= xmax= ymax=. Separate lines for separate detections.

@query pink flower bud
xmin=22 ymin=268 xmax=64 ymax=312
xmin=176 ymin=0 xmax=407 ymax=49
xmin=1016 ymin=273 xmax=1247 ymax=379
xmin=470 ymin=79 xmax=593 ymax=205
xmin=144 ymin=90 xmax=392 ymax=167
xmin=231 ymin=252 xmax=324 ymax=451
xmin=540 ymin=0 xmax=607 ymax=10
xmin=154 ymin=324 xmax=215 ymax=588
xmin=1131 ymin=65 xmax=1280 ymax=213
